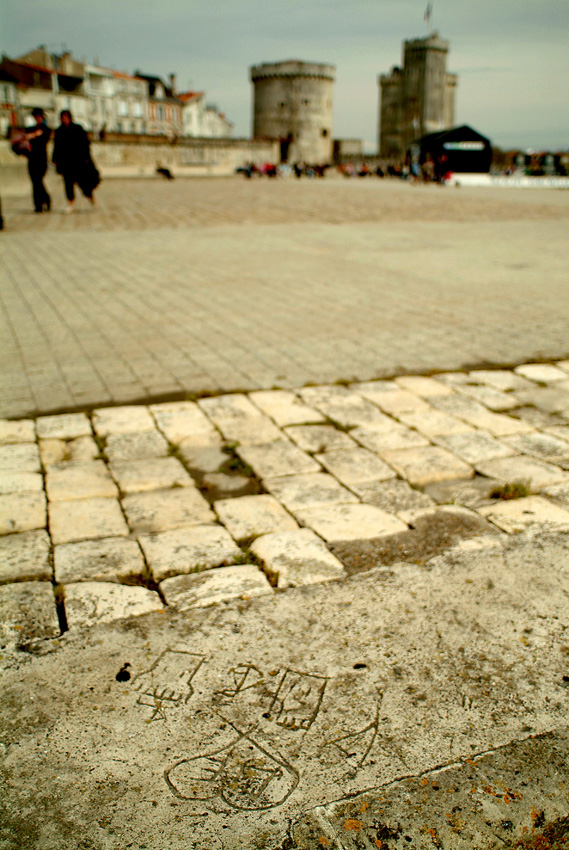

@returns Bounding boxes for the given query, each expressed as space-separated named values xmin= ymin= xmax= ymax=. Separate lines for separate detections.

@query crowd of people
xmin=236 ymin=155 xmax=452 ymax=183
xmin=10 ymin=108 xmax=100 ymax=214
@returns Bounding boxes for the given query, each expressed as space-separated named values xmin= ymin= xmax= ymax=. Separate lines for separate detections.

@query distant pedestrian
xmin=52 ymin=110 xmax=100 ymax=214
xmin=24 ymin=108 xmax=52 ymax=213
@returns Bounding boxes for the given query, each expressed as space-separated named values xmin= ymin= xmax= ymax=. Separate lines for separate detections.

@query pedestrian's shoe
xmin=43 ymin=197 xmax=51 ymax=212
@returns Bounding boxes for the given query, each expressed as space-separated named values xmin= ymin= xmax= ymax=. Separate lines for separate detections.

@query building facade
xmin=378 ymin=32 xmax=457 ymax=158
xmin=250 ymin=60 xmax=335 ymax=163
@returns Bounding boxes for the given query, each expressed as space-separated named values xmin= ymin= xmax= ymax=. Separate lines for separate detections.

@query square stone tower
xmin=379 ymin=32 xmax=457 ymax=158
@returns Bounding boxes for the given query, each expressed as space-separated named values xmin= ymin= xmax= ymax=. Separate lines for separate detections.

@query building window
xmin=321 ymin=128 xmax=328 ymax=137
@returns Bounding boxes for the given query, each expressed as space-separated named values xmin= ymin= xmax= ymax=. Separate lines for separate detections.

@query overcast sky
xmin=2 ymin=0 xmax=568 ymax=150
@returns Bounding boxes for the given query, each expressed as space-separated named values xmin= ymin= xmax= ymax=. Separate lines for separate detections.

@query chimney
xmin=169 ymin=73 xmax=176 ymax=95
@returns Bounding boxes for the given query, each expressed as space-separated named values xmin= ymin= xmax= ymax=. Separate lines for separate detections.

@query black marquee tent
xmin=408 ymin=124 xmax=492 ymax=174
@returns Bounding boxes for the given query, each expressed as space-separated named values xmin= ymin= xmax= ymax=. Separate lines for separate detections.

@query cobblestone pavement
xmin=1 ymin=175 xmax=569 ymax=419
xmin=2 ymin=361 xmax=569 ymax=644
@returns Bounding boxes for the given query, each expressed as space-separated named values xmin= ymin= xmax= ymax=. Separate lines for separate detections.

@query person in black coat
xmin=52 ymin=110 xmax=99 ymax=213
xmin=24 ymin=107 xmax=52 ymax=213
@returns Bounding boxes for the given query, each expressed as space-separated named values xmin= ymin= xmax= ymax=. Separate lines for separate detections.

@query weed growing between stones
xmin=490 ymin=480 xmax=531 ymax=500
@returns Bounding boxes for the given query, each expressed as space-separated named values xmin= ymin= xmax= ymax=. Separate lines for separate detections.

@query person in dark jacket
xmin=24 ymin=107 xmax=51 ymax=213
xmin=52 ymin=110 xmax=98 ymax=213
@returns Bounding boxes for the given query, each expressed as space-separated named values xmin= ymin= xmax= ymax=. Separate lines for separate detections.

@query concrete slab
xmin=475 ymin=455 xmax=569 ymax=491
xmin=0 ymin=581 xmax=59 ymax=648
xmin=0 ymin=491 xmax=46 ymax=536
xmin=296 ymin=503 xmax=407 ymax=543
xmin=315 ymin=447 xmax=396 ymax=486
xmin=479 ymin=496 xmax=569 ymax=533
xmin=251 ymin=528 xmax=346 ymax=587
xmin=36 ymin=413 xmax=92 ymax=439
xmin=49 ymin=497 xmax=129 ymax=544
xmin=237 ymin=439 xmax=320 ymax=478
xmin=160 ymin=565 xmax=273 ymax=610
xmin=263 ymin=472 xmax=358 ymax=511
xmin=381 ymin=446 xmax=473 ymax=486
xmin=249 ymin=390 xmax=325 ymax=427
xmin=109 ymin=457 xmax=193 ymax=494
xmin=139 ymin=525 xmax=241 ymax=581
xmin=45 ymin=460 xmax=118 ymax=501
xmin=64 ymin=582 xmax=164 ymax=629
xmin=214 ymin=494 xmax=298 ymax=542
xmin=0 ymin=418 xmax=35 ymax=444
xmin=0 ymin=530 xmax=51 ymax=584
xmin=92 ymin=405 xmax=156 ymax=436
xmin=0 ymin=442 xmax=41 ymax=473
xmin=54 ymin=538 xmax=146 ymax=584
xmin=2 ymin=531 xmax=569 ymax=847
xmin=104 ymin=430 xmax=169 ymax=462
xmin=284 ymin=424 xmax=357 ymax=453
xmin=122 ymin=487 xmax=215 ymax=533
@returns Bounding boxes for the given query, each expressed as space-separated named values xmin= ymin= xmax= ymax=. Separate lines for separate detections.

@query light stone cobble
xmin=63 ymin=582 xmax=163 ymax=629
xmin=4 ymin=362 xmax=569 ymax=635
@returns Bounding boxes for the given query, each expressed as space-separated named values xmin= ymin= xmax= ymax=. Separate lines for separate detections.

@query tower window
xmin=321 ymin=128 xmax=328 ymax=137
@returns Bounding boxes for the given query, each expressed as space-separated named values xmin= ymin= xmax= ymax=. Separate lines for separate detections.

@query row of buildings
xmin=0 ymin=46 xmax=233 ymax=139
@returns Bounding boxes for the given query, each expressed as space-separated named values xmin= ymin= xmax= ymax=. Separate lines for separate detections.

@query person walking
xmin=52 ymin=110 xmax=99 ymax=213
xmin=24 ymin=108 xmax=51 ymax=213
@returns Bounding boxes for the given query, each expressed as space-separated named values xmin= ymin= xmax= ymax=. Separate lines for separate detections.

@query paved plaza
xmin=1 ymin=174 xmax=568 ymax=419
xmin=2 ymin=175 xmax=569 ymax=848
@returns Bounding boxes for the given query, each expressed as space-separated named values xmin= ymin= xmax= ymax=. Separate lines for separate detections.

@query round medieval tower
xmin=249 ymin=60 xmax=335 ymax=163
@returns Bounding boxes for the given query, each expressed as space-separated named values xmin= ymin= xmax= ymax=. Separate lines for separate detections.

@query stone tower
xmin=378 ymin=32 xmax=457 ymax=158
xmin=250 ymin=60 xmax=335 ymax=163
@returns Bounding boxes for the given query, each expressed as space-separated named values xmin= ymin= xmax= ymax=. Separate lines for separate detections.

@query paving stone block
xmin=503 ymin=432 xmax=569 ymax=468
xmin=456 ymin=384 xmax=519 ymax=411
xmin=211 ymin=416 xmax=283 ymax=445
xmin=122 ymin=487 xmax=214 ymax=533
xmin=542 ymin=481 xmax=569 ymax=507
xmin=352 ymin=381 xmax=431 ymax=415
xmin=139 ymin=525 xmax=241 ymax=581
xmin=424 ymin=476 xmax=502 ymax=509
xmin=295 ymin=502 xmax=407 ymax=542
xmin=263 ymin=472 xmax=358 ymax=511
xmin=92 ymin=405 xmax=156 ymax=436
xmin=39 ymin=436 xmax=99 ymax=467
xmin=249 ymin=390 xmax=324 ymax=426
xmin=315 ymin=447 xmax=396 ymax=486
xmin=467 ymin=369 xmax=536 ymax=391
xmin=251 ymin=528 xmax=346 ymax=587
xmin=478 ymin=496 xmax=569 ymax=533
xmin=177 ymin=445 xmax=228 ymax=477
xmin=0 ymin=491 xmax=46 ymax=535
xmin=64 ymin=582 xmax=163 ymax=629
xmin=299 ymin=385 xmax=395 ymax=427
xmin=511 ymin=386 xmax=569 ymax=414
xmin=237 ymin=439 xmax=320 ymax=478
xmin=0 ymin=472 xmax=43 ymax=495
xmin=545 ymin=425 xmax=569 ymax=444
xmin=394 ymin=375 xmax=454 ymax=397
xmin=397 ymin=406 xmax=472 ymax=436
xmin=46 ymin=460 xmax=118 ymax=501
xmin=0 ymin=418 xmax=35 ymax=445
xmin=0 ymin=582 xmax=59 ymax=648
xmin=36 ymin=413 xmax=92 ymax=439
xmin=434 ymin=430 xmax=515 ymax=464
xmin=160 ymin=565 xmax=273 ymax=609
xmin=198 ymin=393 xmax=261 ymax=422
xmin=49 ymin=497 xmax=129 ymax=544
xmin=351 ymin=423 xmax=430 ymax=454
xmin=54 ymin=537 xmax=146 ymax=583
xmin=353 ymin=478 xmax=436 ymax=516
xmin=110 ymin=457 xmax=193 ymax=494
xmin=0 ymin=442 xmax=41 ymax=473
xmin=283 ymin=424 xmax=356 ymax=452
xmin=432 ymin=394 xmax=534 ymax=435
xmin=150 ymin=401 xmax=217 ymax=443
xmin=558 ymin=360 xmax=569 ymax=374
xmin=104 ymin=430 xmax=169 ymax=463
xmin=214 ymin=494 xmax=298 ymax=542
xmin=200 ymin=472 xmax=260 ymax=501
xmin=475 ymin=455 xmax=569 ymax=491
xmin=435 ymin=371 xmax=470 ymax=386
xmin=515 ymin=363 xmax=569 ymax=383
xmin=381 ymin=445 xmax=473 ymax=486
xmin=0 ymin=530 xmax=51 ymax=583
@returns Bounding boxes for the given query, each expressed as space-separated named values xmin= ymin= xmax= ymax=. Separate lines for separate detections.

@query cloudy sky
xmin=2 ymin=0 xmax=568 ymax=150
